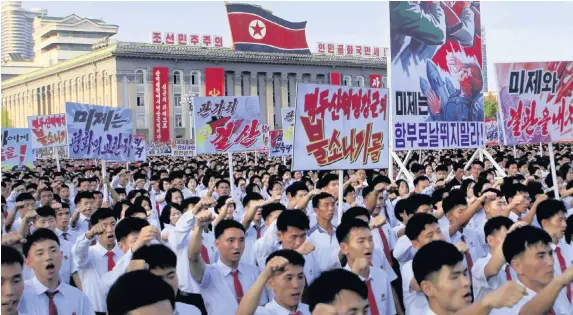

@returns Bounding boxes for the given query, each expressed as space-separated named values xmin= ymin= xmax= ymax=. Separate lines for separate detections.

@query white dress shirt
xmin=71 ymin=213 xmax=91 ymax=236
xmin=18 ymin=277 xmax=95 ymax=315
xmin=307 ymin=223 xmax=341 ymax=272
xmin=23 ymin=238 xmax=76 ymax=284
xmin=242 ymin=221 xmax=267 ymax=267
xmin=401 ymin=260 xmax=428 ymax=315
xmin=551 ymin=241 xmax=573 ymax=306
xmin=55 ymin=228 xmax=78 ymax=247
xmin=254 ymin=299 xmax=311 ymax=315
xmin=72 ymin=234 xmax=124 ymax=313
xmin=194 ymin=260 xmax=269 ymax=315
xmin=175 ymin=302 xmax=202 ymax=315
xmin=490 ymin=278 xmax=571 ymax=315
xmin=344 ymin=264 xmax=397 ymax=315
xmin=472 ymin=253 xmax=517 ymax=301
xmin=393 ymin=235 xmax=416 ymax=268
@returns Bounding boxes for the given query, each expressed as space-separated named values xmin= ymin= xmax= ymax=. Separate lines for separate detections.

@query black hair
xmin=127 ymin=189 xmax=142 ymax=201
xmin=265 ymin=249 xmax=305 ymax=267
xmin=261 ymin=203 xmax=286 ymax=222
xmin=442 ymin=192 xmax=468 ymax=215
xmin=503 ymin=225 xmax=551 ymax=263
xmin=409 ymin=194 xmax=433 ymax=211
xmin=413 ymin=240 xmax=464 ymax=285
xmin=436 ymin=165 xmax=448 ymax=173
xmin=159 ymin=203 xmax=182 ymax=230
xmin=2 ymin=245 xmax=24 ymax=266
xmin=277 ymin=209 xmax=309 ymax=232
xmin=316 ymin=173 xmax=338 ymax=190
xmin=411 ymin=163 xmax=425 ymax=174
xmin=484 ymin=216 xmax=514 ymax=244
xmin=242 ymin=192 xmax=264 ymax=209
xmin=341 ymin=206 xmax=370 ymax=223
xmin=286 ymin=181 xmax=309 ymax=198
xmin=215 ymin=196 xmax=235 ymax=215
xmin=473 ymin=179 xmax=489 ymax=197
xmin=35 ymin=206 xmax=56 ymax=219
xmin=371 ymin=175 xmax=391 ymax=187
xmin=461 ymin=178 xmax=475 ymax=196
xmin=307 ymin=268 xmax=368 ymax=312
xmin=504 ymin=183 xmax=528 ymax=201
xmin=164 ymin=188 xmax=182 ymax=204
xmin=114 ymin=187 xmax=126 ymax=196
xmin=431 ymin=188 xmax=448 ymax=206
xmin=23 ymin=228 xmax=60 ymax=258
xmin=413 ymin=176 xmax=430 ymax=187
xmin=214 ymin=219 xmax=245 ymax=239
xmin=89 ymin=207 xmax=115 ymax=226
xmin=405 ymin=213 xmax=439 ymax=241
xmin=343 ymin=186 xmax=355 ymax=198
xmin=336 ymin=218 xmax=370 ymax=244
xmin=132 ymin=244 xmax=177 ymax=270
xmin=453 ymin=163 xmax=464 ymax=172
xmin=472 ymin=160 xmax=485 ymax=168
xmin=266 ymin=180 xmax=284 ymax=195
xmin=536 ymin=199 xmax=567 ymax=227
xmin=106 ymin=270 xmax=175 ymax=315
xmin=312 ymin=192 xmax=334 ymax=209
xmin=133 ymin=195 xmax=152 ymax=209
xmin=112 ymin=200 xmax=131 ymax=220
xmin=125 ymin=205 xmax=147 ymax=218
xmin=15 ymin=192 xmax=35 ymax=203
xmin=566 ymin=215 xmax=573 ymax=244
xmin=181 ymin=196 xmax=201 ymax=213
xmin=115 ymin=217 xmax=149 ymax=243
xmin=215 ymin=179 xmax=230 ymax=189
xmin=74 ymin=191 xmax=94 ymax=206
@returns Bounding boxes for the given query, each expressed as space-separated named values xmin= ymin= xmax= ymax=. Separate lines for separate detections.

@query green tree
xmin=484 ymin=94 xmax=499 ymax=119
xmin=1 ymin=107 xmax=14 ymax=128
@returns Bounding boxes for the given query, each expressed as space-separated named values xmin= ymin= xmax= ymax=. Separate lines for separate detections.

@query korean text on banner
xmin=193 ymin=96 xmax=265 ymax=154
xmin=173 ymin=139 xmax=195 ymax=157
xmin=148 ymin=141 xmax=173 ymax=156
xmin=485 ymin=118 xmax=498 ymax=145
xmin=133 ymin=135 xmax=147 ymax=161
xmin=292 ymin=84 xmax=389 ymax=171
xmin=153 ymin=67 xmax=170 ymax=142
xmin=27 ymin=114 xmax=67 ymax=149
xmin=65 ymin=102 xmax=135 ymax=161
xmin=270 ymin=129 xmax=292 ymax=158
xmin=495 ymin=61 xmax=573 ymax=145
xmin=1 ymin=128 xmax=35 ymax=170
xmin=390 ymin=1 xmax=485 ymax=150
xmin=281 ymin=107 xmax=295 ymax=144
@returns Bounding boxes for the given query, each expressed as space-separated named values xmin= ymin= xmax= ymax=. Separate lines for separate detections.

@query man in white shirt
xmin=536 ymin=199 xmax=573 ymax=306
xmin=400 ymin=213 xmax=446 ymax=315
xmin=52 ymin=201 xmax=78 ymax=245
xmin=106 ymin=270 xmax=177 ymax=314
xmin=305 ymin=268 xmax=369 ymax=315
xmin=188 ymin=211 xmax=269 ymax=314
xmin=307 ymin=193 xmax=340 ymax=272
xmin=19 ymin=228 xmax=95 ymax=314
xmin=70 ymin=191 xmax=95 ymax=237
xmin=237 ymin=249 xmax=311 ymax=315
xmin=128 ymin=244 xmax=202 ymax=314
xmin=2 ymin=245 xmax=26 ymax=315
xmin=491 ymin=226 xmax=571 ymax=314
xmin=71 ymin=208 xmax=124 ymax=314
xmin=240 ymin=193 xmax=277 ymax=266
xmin=472 ymin=216 xmax=521 ymax=300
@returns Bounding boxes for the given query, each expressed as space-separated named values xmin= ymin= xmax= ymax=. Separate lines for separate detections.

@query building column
xmin=234 ymin=72 xmax=242 ymax=96
xmin=310 ymin=73 xmax=317 ymax=83
xmin=289 ymin=75 xmax=297 ymax=109
xmin=225 ymin=72 xmax=233 ymax=96
xmin=250 ymin=73 xmax=258 ymax=97
xmin=258 ymin=75 xmax=266 ymax=125
xmin=280 ymin=73 xmax=289 ymax=109
xmin=265 ymin=73 xmax=274 ymax=127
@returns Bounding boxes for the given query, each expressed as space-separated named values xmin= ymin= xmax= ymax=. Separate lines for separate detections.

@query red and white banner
xmin=27 ymin=114 xmax=67 ymax=149
xmin=153 ymin=67 xmax=170 ymax=142
xmin=205 ymin=68 xmax=225 ymax=97
xmin=330 ymin=72 xmax=341 ymax=85
xmin=370 ymin=74 xmax=382 ymax=88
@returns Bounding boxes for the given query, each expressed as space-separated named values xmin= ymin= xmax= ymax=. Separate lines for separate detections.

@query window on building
xmin=343 ymin=75 xmax=352 ymax=86
xmin=240 ymin=75 xmax=245 ymax=96
xmin=173 ymin=71 xmax=181 ymax=85
xmin=135 ymin=70 xmax=145 ymax=84
xmin=356 ymin=76 xmax=365 ymax=87
xmin=317 ymin=74 xmax=325 ymax=84
xmin=175 ymin=114 xmax=183 ymax=128
xmin=137 ymin=115 xmax=146 ymax=128
xmin=191 ymin=72 xmax=198 ymax=85
xmin=224 ymin=74 xmax=228 ymax=96
xmin=136 ymin=93 xmax=145 ymax=107
xmin=174 ymin=94 xmax=181 ymax=107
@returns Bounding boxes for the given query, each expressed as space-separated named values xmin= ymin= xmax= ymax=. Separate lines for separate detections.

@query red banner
xmin=153 ymin=67 xmax=170 ymax=142
xmin=330 ymin=72 xmax=341 ymax=85
xmin=370 ymin=74 xmax=382 ymax=88
xmin=205 ymin=68 xmax=225 ymax=97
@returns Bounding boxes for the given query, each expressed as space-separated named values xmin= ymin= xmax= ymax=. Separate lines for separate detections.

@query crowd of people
xmin=2 ymin=143 xmax=573 ymax=315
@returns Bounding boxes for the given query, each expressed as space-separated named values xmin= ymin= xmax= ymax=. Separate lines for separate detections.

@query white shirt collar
xmin=215 ymin=259 xmax=239 ymax=277
xmin=265 ymin=299 xmax=302 ymax=315
xmin=342 ymin=262 xmax=372 ymax=281
xmin=30 ymin=277 xmax=62 ymax=296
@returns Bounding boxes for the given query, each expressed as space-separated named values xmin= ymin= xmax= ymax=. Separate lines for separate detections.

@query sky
xmin=23 ymin=1 xmax=573 ymax=91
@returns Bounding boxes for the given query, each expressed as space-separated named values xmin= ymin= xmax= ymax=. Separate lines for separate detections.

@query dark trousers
xmin=177 ymin=291 xmax=208 ymax=315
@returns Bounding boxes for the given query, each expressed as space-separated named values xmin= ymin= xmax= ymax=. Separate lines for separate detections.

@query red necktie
xmin=548 ymin=309 xmax=556 ymax=315
xmin=460 ymin=235 xmax=474 ymax=287
xmin=505 ymin=265 xmax=512 ymax=281
xmin=156 ymin=201 xmax=161 ymax=217
xmin=555 ymin=247 xmax=572 ymax=302
xmin=231 ymin=270 xmax=244 ymax=303
xmin=377 ymin=227 xmax=393 ymax=267
xmin=290 ymin=312 xmax=301 ymax=315
xmin=254 ymin=225 xmax=261 ymax=239
xmin=201 ymin=245 xmax=210 ymax=264
xmin=45 ymin=290 xmax=59 ymax=315
xmin=365 ymin=279 xmax=380 ymax=315
xmin=106 ymin=251 xmax=115 ymax=271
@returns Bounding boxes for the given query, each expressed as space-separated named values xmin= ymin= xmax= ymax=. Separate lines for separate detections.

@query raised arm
xmin=241 ymin=197 xmax=281 ymax=230
xmin=449 ymin=192 xmax=495 ymax=237
xmin=455 ymin=281 xmax=527 ymax=315
xmin=188 ymin=211 xmax=215 ymax=284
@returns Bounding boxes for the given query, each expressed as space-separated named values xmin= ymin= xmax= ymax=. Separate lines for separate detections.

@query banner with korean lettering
xmin=193 ymin=96 xmax=265 ymax=154
xmin=269 ymin=129 xmax=292 ymax=158
xmin=292 ymin=84 xmax=389 ymax=171
xmin=495 ymin=61 xmax=573 ymax=145
xmin=65 ymin=102 xmax=134 ymax=161
xmin=390 ymin=1 xmax=485 ymax=150
xmin=27 ymin=114 xmax=67 ymax=149
xmin=148 ymin=141 xmax=173 ymax=156
xmin=485 ymin=118 xmax=498 ymax=145
xmin=281 ymin=107 xmax=295 ymax=144
xmin=1 ymin=128 xmax=35 ymax=170
xmin=133 ymin=134 xmax=147 ymax=161
xmin=173 ymin=139 xmax=195 ymax=157
xmin=153 ymin=67 xmax=170 ymax=142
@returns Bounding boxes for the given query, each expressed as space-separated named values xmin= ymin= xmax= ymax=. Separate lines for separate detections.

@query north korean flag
xmin=226 ymin=3 xmax=311 ymax=54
